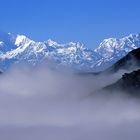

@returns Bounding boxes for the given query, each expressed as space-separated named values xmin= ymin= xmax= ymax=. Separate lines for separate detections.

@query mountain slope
xmin=105 ymin=48 xmax=140 ymax=73
xmin=104 ymin=69 xmax=140 ymax=96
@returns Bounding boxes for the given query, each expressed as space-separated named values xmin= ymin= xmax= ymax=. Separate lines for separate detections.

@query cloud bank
xmin=0 ymin=64 xmax=140 ymax=140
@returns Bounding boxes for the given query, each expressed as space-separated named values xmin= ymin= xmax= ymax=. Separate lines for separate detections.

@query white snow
xmin=15 ymin=35 xmax=28 ymax=46
xmin=0 ymin=41 xmax=4 ymax=46
xmin=0 ymin=32 xmax=140 ymax=71
xmin=46 ymin=39 xmax=62 ymax=47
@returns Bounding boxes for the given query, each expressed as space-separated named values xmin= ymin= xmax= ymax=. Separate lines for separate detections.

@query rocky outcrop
xmin=104 ymin=69 xmax=140 ymax=96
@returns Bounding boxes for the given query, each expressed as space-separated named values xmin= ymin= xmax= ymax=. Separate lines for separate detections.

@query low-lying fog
xmin=0 ymin=64 xmax=140 ymax=140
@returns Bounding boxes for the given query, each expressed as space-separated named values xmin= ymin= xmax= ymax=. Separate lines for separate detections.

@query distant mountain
xmin=0 ymin=32 xmax=140 ymax=71
xmin=94 ymin=34 xmax=140 ymax=70
xmin=0 ymin=32 xmax=99 ymax=71
xmin=104 ymin=69 xmax=140 ymax=96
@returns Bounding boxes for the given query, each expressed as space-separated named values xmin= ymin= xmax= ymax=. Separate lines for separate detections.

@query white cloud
xmin=0 ymin=64 xmax=140 ymax=140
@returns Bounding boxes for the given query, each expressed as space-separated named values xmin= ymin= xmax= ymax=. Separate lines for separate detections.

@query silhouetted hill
xmin=104 ymin=69 xmax=140 ymax=96
xmin=105 ymin=48 xmax=140 ymax=73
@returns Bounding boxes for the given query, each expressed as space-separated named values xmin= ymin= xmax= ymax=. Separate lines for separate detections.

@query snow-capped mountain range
xmin=0 ymin=32 xmax=140 ymax=71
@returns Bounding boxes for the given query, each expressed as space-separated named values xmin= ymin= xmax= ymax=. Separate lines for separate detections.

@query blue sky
xmin=0 ymin=0 xmax=140 ymax=48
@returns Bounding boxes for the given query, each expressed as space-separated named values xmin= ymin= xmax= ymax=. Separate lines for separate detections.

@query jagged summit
xmin=94 ymin=34 xmax=140 ymax=70
xmin=46 ymin=39 xmax=61 ymax=47
xmin=0 ymin=32 xmax=140 ymax=71
xmin=0 ymin=33 xmax=97 ymax=71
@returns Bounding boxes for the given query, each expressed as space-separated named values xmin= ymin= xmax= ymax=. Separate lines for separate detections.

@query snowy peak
xmin=123 ymin=34 xmax=140 ymax=49
xmin=0 ymin=32 xmax=140 ymax=72
xmin=0 ymin=41 xmax=4 ymax=46
xmin=46 ymin=39 xmax=84 ymax=50
xmin=46 ymin=39 xmax=61 ymax=47
xmin=0 ymin=32 xmax=97 ymax=71
xmin=97 ymin=34 xmax=140 ymax=52
xmin=126 ymin=33 xmax=140 ymax=40
xmin=99 ymin=34 xmax=140 ymax=49
xmin=93 ymin=34 xmax=140 ymax=70
xmin=15 ymin=35 xmax=31 ymax=46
